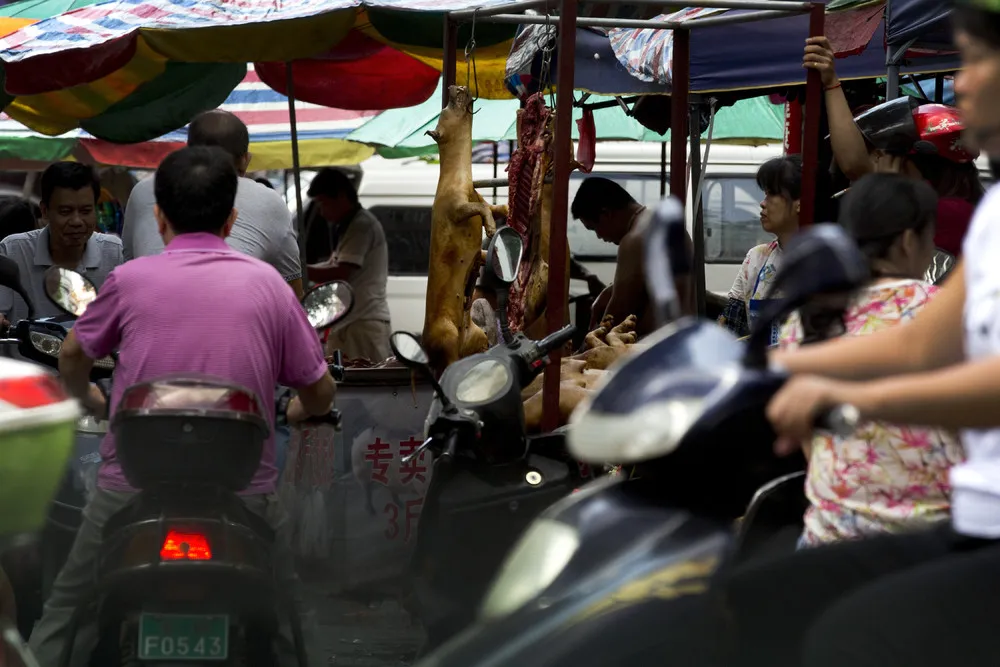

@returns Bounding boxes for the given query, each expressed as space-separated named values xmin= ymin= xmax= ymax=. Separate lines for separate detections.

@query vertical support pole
xmin=670 ymin=29 xmax=689 ymax=205
xmin=934 ymin=73 xmax=945 ymax=103
xmin=689 ymin=102 xmax=706 ymax=317
xmin=442 ymin=16 xmax=458 ymax=108
xmin=659 ymin=142 xmax=667 ymax=196
xmin=799 ymin=3 xmax=824 ymax=228
xmin=286 ymin=62 xmax=307 ymax=272
xmin=886 ymin=64 xmax=900 ymax=101
xmin=540 ymin=0 xmax=577 ymax=433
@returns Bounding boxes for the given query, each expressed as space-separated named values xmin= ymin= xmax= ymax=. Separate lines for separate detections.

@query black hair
xmin=254 ymin=177 xmax=274 ymax=190
xmin=307 ymin=168 xmax=358 ymax=206
xmin=187 ymin=110 xmax=250 ymax=164
xmin=0 ymin=196 xmax=36 ymax=240
xmin=952 ymin=4 xmax=1000 ymax=49
xmin=40 ymin=162 xmax=100 ymax=206
xmin=571 ymin=177 xmax=637 ymax=219
xmin=756 ymin=155 xmax=803 ymax=200
xmin=154 ymin=146 xmax=238 ymax=234
xmin=798 ymin=173 xmax=938 ymax=343
xmin=909 ymin=153 xmax=984 ymax=205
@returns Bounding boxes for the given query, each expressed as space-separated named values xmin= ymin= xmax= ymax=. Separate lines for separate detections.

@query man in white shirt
xmin=306 ymin=169 xmax=392 ymax=362
xmin=0 ymin=162 xmax=122 ymax=326
xmin=121 ymin=110 xmax=303 ymax=298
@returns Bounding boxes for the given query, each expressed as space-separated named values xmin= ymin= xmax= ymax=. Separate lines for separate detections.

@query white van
xmin=300 ymin=144 xmax=993 ymax=334
xmin=351 ymin=141 xmax=792 ymax=333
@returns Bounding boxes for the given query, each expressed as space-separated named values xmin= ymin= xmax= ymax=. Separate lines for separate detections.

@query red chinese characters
xmin=364 ymin=437 xmax=392 ymax=485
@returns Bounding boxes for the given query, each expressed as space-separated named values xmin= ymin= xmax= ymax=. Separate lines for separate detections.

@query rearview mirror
xmin=302 ymin=281 xmax=354 ymax=331
xmin=0 ymin=256 xmax=34 ymax=319
xmin=390 ymin=331 xmax=430 ymax=368
xmin=745 ymin=224 xmax=869 ymax=368
xmin=44 ymin=267 xmax=97 ymax=318
xmin=643 ymin=197 xmax=688 ymax=328
xmin=485 ymin=226 xmax=524 ymax=286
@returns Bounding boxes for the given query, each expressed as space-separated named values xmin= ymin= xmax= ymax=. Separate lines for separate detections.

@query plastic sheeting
xmin=278 ymin=376 xmax=435 ymax=592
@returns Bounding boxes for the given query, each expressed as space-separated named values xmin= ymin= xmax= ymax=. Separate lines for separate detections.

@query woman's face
xmin=760 ymin=192 xmax=800 ymax=236
xmin=955 ymin=29 xmax=1000 ymax=150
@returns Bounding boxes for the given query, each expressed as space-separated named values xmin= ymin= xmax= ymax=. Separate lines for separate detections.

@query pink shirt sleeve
xmin=277 ymin=288 xmax=329 ymax=388
xmin=73 ymin=270 xmax=122 ymax=360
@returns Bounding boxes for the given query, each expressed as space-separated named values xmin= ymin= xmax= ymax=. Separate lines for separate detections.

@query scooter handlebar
xmin=536 ymin=325 xmax=576 ymax=356
xmin=815 ymin=404 xmax=860 ymax=438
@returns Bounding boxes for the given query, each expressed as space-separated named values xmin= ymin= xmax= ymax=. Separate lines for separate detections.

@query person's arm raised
xmin=804 ymin=36 xmax=872 ymax=182
xmin=771 ymin=261 xmax=967 ymax=380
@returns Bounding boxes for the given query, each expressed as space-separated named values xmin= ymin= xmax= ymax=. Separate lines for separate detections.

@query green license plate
xmin=138 ymin=613 xmax=229 ymax=661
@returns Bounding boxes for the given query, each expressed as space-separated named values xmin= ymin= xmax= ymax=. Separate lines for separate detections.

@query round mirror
xmin=302 ymin=281 xmax=354 ymax=330
xmin=390 ymin=332 xmax=430 ymax=368
xmin=487 ymin=227 xmax=524 ymax=285
xmin=43 ymin=267 xmax=97 ymax=317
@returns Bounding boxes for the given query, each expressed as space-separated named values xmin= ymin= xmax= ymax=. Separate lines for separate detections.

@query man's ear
xmin=222 ymin=208 xmax=237 ymax=238
xmin=154 ymin=204 xmax=169 ymax=238
xmin=794 ymin=199 xmax=801 ymax=215
xmin=239 ymin=153 xmax=252 ymax=175
xmin=39 ymin=202 xmax=49 ymax=222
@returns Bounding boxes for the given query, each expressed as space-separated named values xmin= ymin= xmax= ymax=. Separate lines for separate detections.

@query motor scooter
xmin=0 ymin=261 xmax=352 ymax=667
xmin=389 ymin=226 xmax=594 ymax=655
xmin=413 ymin=198 xmax=866 ymax=667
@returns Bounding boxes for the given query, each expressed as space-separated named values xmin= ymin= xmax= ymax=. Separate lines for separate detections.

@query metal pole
xmin=286 ymin=62 xmax=307 ymax=272
xmin=660 ymin=142 xmax=667 ymax=197
xmin=492 ymin=143 xmax=500 ymax=204
xmin=799 ymin=2 xmax=824 ymax=227
xmin=670 ymin=29 xmax=689 ymax=205
xmin=449 ymin=0 xmax=552 ymax=20
xmin=886 ymin=64 xmax=900 ymax=100
xmin=442 ymin=17 xmax=458 ymax=108
xmin=689 ymin=102 xmax=706 ymax=316
xmin=541 ymin=0 xmax=577 ymax=433
xmin=934 ymin=73 xmax=945 ymax=103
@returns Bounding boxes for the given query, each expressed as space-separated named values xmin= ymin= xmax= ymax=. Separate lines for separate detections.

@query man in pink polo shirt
xmin=31 ymin=146 xmax=335 ymax=667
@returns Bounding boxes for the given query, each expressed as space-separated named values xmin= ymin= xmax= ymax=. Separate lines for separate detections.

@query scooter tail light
xmin=160 ymin=530 xmax=213 ymax=561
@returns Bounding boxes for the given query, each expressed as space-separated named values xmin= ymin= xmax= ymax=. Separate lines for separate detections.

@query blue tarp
xmin=887 ymin=0 xmax=954 ymax=53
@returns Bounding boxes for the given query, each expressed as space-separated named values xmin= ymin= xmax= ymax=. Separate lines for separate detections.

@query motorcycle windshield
xmin=568 ymin=321 xmax=743 ymax=464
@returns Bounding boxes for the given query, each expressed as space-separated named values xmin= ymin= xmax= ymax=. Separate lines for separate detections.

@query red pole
xmin=799 ymin=2 xmax=824 ymax=227
xmin=541 ymin=0 xmax=577 ymax=433
xmin=670 ymin=29 xmax=689 ymax=204
xmin=442 ymin=17 xmax=458 ymax=108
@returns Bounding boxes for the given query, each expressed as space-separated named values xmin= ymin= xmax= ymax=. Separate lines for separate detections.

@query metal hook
xmin=465 ymin=7 xmax=480 ymax=109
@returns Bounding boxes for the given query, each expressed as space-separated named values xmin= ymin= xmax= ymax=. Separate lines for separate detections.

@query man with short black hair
xmin=30 ymin=146 xmax=334 ymax=667
xmin=122 ymin=110 xmax=303 ymax=298
xmin=572 ymin=176 xmax=694 ymax=336
xmin=307 ymin=168 xmax=392 ymax=362
xmin=0 ymin=162 xmax=122 ymax=327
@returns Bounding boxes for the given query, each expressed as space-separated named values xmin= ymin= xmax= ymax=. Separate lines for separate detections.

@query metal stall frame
xmin=445 ymin=0 xmax=825 ymax=432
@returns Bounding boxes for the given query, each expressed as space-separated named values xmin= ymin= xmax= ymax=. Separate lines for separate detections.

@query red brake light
xmin=160 ymin=530 xmax=212 ymax=561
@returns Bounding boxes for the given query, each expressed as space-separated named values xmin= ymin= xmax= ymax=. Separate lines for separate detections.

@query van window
xmin=566 ymin=173 xmax=663 ymax=260
xmin=702 ymin=176 xmax=771 ymax=264
xmin=369 ymin=205 xmax=433 ymax=275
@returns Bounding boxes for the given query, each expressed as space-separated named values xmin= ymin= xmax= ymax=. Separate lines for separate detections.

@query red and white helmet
xmin=854 ymin=97 xmax=978 ymax=164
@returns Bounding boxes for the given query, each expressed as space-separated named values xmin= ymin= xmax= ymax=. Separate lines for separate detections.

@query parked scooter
xmin=413 ymin=199 xmax=865 ymax=667
xmin=390 ymin=226 xmax=594 ymax=655
xmin=0 ymin=261 xmax=353 ymax=666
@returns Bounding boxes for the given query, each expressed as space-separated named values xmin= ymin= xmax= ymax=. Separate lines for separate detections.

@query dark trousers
xmin=712 ymin=524 xmax=1000 ymax=667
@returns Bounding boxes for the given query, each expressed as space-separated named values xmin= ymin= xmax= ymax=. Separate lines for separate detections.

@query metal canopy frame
xmin=443 ymin=0 xmax=825 ymax=432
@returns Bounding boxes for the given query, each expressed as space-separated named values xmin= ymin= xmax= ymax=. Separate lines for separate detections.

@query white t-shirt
xmin=122 ymin=175 xmax=301 ymax=282
xmin=330 ymin=207 xmax=391 ymax=327
xmin=952 ymin=183 xmax=1000 ymax=537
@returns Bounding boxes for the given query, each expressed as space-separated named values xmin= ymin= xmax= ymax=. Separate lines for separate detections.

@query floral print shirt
xmin=779 ymin=279 xmax=966 ymax=546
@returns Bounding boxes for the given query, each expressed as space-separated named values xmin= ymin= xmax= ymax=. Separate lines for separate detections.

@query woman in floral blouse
xmin=778 ymin=172 xmax=965 ymax=546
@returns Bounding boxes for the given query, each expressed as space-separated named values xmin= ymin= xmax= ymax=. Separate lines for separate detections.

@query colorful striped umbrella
xmin=0 ymin=65 xmax=376 ymax=169
xmin=0 ymin=0 xmax=522 ymax=141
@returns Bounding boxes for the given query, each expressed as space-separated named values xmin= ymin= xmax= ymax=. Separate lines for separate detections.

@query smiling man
xmin=0 ymin=163 xmax=122 ymax=327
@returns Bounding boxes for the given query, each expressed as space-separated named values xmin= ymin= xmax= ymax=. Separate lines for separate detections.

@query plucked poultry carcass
xmin=421 ymin=86 xmax=509 ymax=376
xmin=522 ymin=315 xmax=638 ymax=432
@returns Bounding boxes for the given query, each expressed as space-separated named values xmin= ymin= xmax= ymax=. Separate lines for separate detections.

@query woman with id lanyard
xmin=719 ymin=155 xmax=802 ymax=341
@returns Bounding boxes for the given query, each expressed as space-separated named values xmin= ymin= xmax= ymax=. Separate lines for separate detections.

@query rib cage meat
xmin=505 ymin=93 xmax=553 ymax=332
